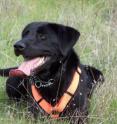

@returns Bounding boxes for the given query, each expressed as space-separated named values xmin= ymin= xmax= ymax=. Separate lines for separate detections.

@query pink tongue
xmin=17 ymin=57 xmax=45 ymax=76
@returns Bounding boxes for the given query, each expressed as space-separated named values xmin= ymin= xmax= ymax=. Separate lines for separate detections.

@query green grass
xmin=0 ymin=0 xmax=117 ymax=123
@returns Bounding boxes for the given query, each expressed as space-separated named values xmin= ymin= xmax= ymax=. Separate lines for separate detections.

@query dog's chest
xmin=30 ymin=68 xmax=89 ymax=117
xmin=36 ymin=79 xmax=88 ymax=117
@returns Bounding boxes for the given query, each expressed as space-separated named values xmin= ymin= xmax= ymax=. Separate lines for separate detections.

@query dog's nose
xmin=14 ymin=42 xmax=26 ymax=51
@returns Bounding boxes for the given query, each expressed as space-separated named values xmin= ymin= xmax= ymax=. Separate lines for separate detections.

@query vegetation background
xmin=0 ymin=0 xmax=117 ymax=123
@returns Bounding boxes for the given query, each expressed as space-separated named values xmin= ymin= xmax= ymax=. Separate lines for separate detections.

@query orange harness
xmin=31 ymin=67 xmax=81 ymax=118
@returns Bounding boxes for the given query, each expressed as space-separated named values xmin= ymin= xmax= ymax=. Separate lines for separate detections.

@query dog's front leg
xmin=6 ymin=76 xmax=27 ymax=101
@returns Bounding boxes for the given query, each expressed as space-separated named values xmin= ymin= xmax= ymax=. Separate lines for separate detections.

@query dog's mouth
xmin=17 ymin=56 xmax=50 ymax=76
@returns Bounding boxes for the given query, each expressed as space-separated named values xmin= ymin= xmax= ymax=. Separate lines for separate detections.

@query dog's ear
xmin=85 ymin=65 xmax=104 ymax=83
xmin=49 ymin=23 xmax=80 ymax=56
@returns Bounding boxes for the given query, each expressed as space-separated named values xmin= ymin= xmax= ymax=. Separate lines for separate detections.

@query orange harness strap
xmin=31 ymin=67 xmax=81 ymax=118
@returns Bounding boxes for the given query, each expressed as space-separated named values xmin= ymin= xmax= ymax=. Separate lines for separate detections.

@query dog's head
xmin=14 ymin=22 xmax=80 ymax=75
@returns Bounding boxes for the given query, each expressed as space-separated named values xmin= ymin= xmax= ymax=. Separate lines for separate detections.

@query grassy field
xmin=0 ymin=0 xmax=117 ymax=123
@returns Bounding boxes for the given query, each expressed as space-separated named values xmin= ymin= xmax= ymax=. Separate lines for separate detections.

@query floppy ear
xmin=49 ymin=23 xmax=80 ymax=56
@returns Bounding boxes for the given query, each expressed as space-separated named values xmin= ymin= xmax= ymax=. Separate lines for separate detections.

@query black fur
xmin=0 ymin=22 xmax=104 ymax=124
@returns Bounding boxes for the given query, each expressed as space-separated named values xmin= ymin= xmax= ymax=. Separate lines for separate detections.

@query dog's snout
xmin=14 ymin=42 xmax=26 ymax=51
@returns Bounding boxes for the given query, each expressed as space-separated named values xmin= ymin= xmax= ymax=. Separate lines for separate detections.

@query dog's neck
xmin=36 ymin=50 xmax=80 ymax=105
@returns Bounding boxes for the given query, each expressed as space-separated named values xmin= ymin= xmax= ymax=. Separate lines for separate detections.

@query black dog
xmin=0 ymin=22 xmax=104 ymax=124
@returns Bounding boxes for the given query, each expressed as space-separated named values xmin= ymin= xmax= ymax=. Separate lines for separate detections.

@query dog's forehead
xmin=25 ymin=22 xmax=52 ymax=31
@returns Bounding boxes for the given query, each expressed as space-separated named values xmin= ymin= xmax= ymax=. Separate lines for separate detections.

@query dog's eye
xmin=22 ymin=30 xmax=29 ymax=37
xmin=38 ymin=33 xmax=46 ymax=40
